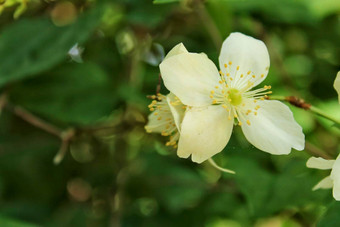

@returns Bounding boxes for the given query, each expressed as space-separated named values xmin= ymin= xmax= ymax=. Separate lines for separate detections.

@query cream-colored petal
xmin=240 ymin=100 xmax=304 ymax=155
xmin=334 ymin=71 xmax=340 ymax=103
xmin=160 ymin=53 xmax=221 ymax=107
xmin=177 ymin=105 xmax=234 ymax=163
xmin=166 ymin=93 xmax=186 ymax=132
xmin=331 ymin=154 xmax=340 ymax=200
xmin=306 ymin=157 xmax=335 ymax=170
xmin=312 ymin=176 xmax=333 ymax=191
xmin=218 ymin=32 xmax=270 ymax=90
xmin=164 ymin=43 xmax=188 ymax=60
xmin=145 ymin=96 xmax=177 ymax=135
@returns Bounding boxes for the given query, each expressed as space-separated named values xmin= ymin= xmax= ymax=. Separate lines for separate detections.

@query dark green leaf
xmin=0 ymin=6 xmax=102 ymax=87
xmin=318 ymin=201 xmax=340 ymax=227
xmin=10 ymin=63 xmax=116 ymax=125
xmin=0 ymin=215 xmax=38 ymax=227
xmin=153 ymin=0 xmax=180 ymax=4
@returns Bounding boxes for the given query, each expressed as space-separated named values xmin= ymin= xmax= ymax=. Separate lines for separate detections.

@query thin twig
xmin=53 ymin=128 xmax=76 ymax=165
xmin=268 ymin=95 xmax=340 ymax=125
xmin=305 ymin=142 xmax=333 ymax=160
xmin=11 ymin=106 xmax=62 ymax=137
xmin=156 ymin=73 xmax=162 ymax=95
xmin=4 ymin=100 xmax=77 ymax=164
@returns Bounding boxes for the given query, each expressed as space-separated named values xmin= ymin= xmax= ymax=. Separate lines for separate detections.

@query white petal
xmin=164 ymin=43 xmax=188 ymax=60
xmin=145 ymin=110 xmax=170 ymax=133
xmin=160 ymin=53 xmax=221 ymax=107
xmin=177 ymin=105 xmax=233 ymax=163
xmin=312 ymin=176 xmax=333 ymax=191
xmin=240 ymin=100 xmax=304 ymax=155
xmin=306 ymin=157 xmax=335 ymax=170
xmin=145 ymin=96 xmax=176 ymax=135
xmin=331 ymin=154 xmax=340 ymax=200
xmin=166 ymin=93 xmax=186 ymax=132
xmin=219 ymin=32 xmax=270 ymax=89
xmin=334 ymin=71 xmax=340 ymax=103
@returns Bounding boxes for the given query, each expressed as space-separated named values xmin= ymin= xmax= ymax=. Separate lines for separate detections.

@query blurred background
xmin=0 ymin=0 xmax=339 ymax=226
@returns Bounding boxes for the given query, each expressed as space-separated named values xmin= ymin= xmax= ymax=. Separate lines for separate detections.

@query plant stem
xmin=12 ymin=106 xmax=62 ymax=137
xmin=3 ymin=97 xmax=76 ymax=164
xmin=208 ymin=158 xmax=235 ymax=174
xmin=309 ymin=106 xmax=340 ymax=125
xmin=269 ymin=95 xmax=340 ymax=125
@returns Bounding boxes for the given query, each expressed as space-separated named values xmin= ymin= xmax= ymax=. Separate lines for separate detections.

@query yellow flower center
xmin=228 ymin=88 xmax=242 ymax=106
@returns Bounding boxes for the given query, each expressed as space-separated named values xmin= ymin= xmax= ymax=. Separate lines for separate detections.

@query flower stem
xmin=269 ymin=95 xmax=340 ymax=125
xmin=208 ymin=158 xmax=235 ymax=174
xmin=309 ymin=106 xmax=340 ymax=125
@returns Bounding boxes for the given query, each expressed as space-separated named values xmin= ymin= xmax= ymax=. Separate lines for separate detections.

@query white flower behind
xmin=145 ymin=93 xmax=186 ymax=148
xmin=159 ymin=32 xmax=305 ymax=163
xmin=334 ymin=71 xmax=340 ymax=103
xmin=307 ymin=155 xmax=340 ymax=200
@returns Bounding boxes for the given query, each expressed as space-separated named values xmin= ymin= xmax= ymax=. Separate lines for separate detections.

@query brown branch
xmin=53 ymin=128 xmax=76 ymax=165
xmin=156 ymin=73 xmax=162 ymax=95
xmin=283 ymin=96 xmax=311 ymax=110
xmin=12 ymin=106 xmax=63 ymax=137
xmin=3 ymin=98 xmax=77 ymax=164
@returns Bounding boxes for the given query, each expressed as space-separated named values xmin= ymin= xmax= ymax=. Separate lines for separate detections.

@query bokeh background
xmin=0 ymin=0 xmax=339 ymax=226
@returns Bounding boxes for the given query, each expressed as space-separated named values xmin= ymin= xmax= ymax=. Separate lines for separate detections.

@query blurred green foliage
xmin=0 ymin=0 xmax=339 ymax=226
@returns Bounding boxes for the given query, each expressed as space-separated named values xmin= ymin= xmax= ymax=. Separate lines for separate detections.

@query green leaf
xmin=153 ymin=0 xmax=180 ymax=4
xmin=318 ymin=201 xmax=340 ymax=227
xmin=126 ymin=154 xmax=206 ymax=213
xmin=0 ymin=6 xmax=102 ymax=88
xmin=227 ymin=152 xmax=328 ymax=219
xmin=0 ymin=215 xmax=38 ymax=227
xmin=10 ymin=63 xmax=116 ymax=125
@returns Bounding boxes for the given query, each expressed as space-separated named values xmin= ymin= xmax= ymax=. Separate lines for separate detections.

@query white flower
xmin=159 ymin=32 xmax=305 ymax=163
xmin=145 ymin=93 xmax=185 ymax=147
xmin=145 ymin=41 xmax=189 ymax=147
xmin=334 ymin=71 xmax=340 ymax=103
xmin=307 ymin=155 xmax=340 ymax=200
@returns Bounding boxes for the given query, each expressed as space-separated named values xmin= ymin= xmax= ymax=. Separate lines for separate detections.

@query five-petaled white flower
xmin=306 ymin=155 xmax=340 ymax=200
xmin=159 ymin=32 xmax=305 ymax=163
xmin=334 ymin=71 xmax=340 ymax=103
